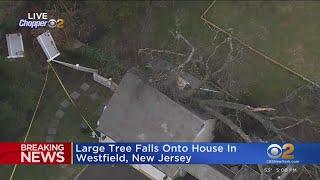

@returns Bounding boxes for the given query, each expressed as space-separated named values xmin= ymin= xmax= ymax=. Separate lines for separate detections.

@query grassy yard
xmin=1 ymin=68 xmax=111 ymax=180
xmin=207 ymin=1 xmax=320 ymax=80
xmin=205 ymin=1 xmax=319 ymax=103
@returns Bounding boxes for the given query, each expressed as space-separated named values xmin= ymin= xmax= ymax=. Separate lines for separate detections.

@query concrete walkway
xmin=45 ymin=82 xmax=93 ymax=142
xmin=45 ymin=81 xmax=107 ymax=176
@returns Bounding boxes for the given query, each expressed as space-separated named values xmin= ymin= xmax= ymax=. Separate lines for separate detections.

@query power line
xmin=9 ymin=61 xmax=99 ymax=180
xmin=201 ymin=0 xmax=320 ymax=88
xmin=48 ymin=62 xmax=98 ymax=138
xmin=9 ymin=65 xmax=50 ymax=180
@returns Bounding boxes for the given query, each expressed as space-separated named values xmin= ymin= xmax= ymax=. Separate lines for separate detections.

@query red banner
xmin=0 ymin=143 xmax=72 ymax=164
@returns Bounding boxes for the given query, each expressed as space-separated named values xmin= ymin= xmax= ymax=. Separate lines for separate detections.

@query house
xmin=95 ymin=68 xmax=233 ymax=180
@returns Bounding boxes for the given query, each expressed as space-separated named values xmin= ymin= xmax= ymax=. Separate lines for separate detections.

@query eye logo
xmin=267 ymin=143 xmax=294 ymax=159
xmin=267 ymin=144 xmax=282 ymax=159
xmin=48 ymin=19 xmax=57 ymax=28
xmin=48 ymin=18 xmax=64 ymax=29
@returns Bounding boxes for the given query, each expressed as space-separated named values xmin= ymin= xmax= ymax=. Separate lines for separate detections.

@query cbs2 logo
xmin=267 ymin=143 xmax=294 ymax=159
xmin=48 ymin=19 xmax=64 ymax=29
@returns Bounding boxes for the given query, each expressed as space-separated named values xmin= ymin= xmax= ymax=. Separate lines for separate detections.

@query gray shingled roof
xmin=97 ymin=72 xmax=206 ymax=178
xmin=97 ymin=71 xmax=231 ymax=180
xmin=97 ymin=72 xmax=204 ymax=142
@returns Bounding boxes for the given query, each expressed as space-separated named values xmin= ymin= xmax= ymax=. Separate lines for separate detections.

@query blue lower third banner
xmin=73 ymin=143 xmax=320 ymax=164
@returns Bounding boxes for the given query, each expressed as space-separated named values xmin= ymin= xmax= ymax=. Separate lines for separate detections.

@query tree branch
xmin=138 ymin=48 xmax=186 ymax=59
xmin=170 ymin=31 xmax=195 ymax=71
xmin=200 ymin=103 xmax=252 ymax=142
xmin=197 ymin=99 xmax=294 ymax=141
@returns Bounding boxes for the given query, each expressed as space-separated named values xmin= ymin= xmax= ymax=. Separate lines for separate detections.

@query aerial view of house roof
xmin=97 ymin=71 xmax=206 ymax=142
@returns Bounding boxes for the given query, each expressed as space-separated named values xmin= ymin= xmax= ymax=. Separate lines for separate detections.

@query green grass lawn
xmin=2 ymin=69 xmax=111 ymax=180
xmin=204 ymin=1 xmax=319 ymax=104
xmin=55 ymin=82 xmax=112 ymax=142
xmin=207 ymin=1 xmax=320 ymax=80
xmin=230 ymin=49 xmax=304 ymax=105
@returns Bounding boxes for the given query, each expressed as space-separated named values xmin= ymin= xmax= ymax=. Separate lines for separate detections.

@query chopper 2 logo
xmin=18 ymin=12 xmax=64 ymax=29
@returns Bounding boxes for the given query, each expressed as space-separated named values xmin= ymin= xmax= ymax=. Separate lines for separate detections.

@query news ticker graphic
xmin=0 ymin=142 xmax=320 ymax=165
xmin=0 ymin=143 xmax=72 ymax=164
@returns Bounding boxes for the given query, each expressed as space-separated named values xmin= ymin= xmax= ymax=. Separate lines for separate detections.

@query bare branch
xmin=197 ymin=99 xmax=294 ymax=141
xmin=200 ymin=102 xmax=266 ymax=178
xmin=279 ymin=119 xmax=308 ymax=130
xmin=203 ymin=37 xmax=227 ymax=82
xmin=138 ymin=48 xmax=186 ymax=59
xmin=269 ymin=116 xmax=300 ymax=122
xmin=248 ymin=107 xmax=275 ymax=112
xmin=303 ymin=166 xmax=316 ymax=180
xmin=199 ymin=87 xmax=219 ymax=93
xmin=273 ymin=84 xmax=310 ymax=106
xmin=170 ymin=31 xmax=195 ymax=71
xmin=200 ymin=103 xmax=252 ymax=142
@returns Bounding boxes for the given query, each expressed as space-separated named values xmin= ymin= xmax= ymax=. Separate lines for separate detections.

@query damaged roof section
xmin=149 ymin=58 xmax=202 ymax=90
xmin=6 ymin=33 xmax=24 ymax=59
xmin=97 ymin=72 xmax=206 ymax=142
xmin=97 ymin=71 xmax=223 ymax=179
